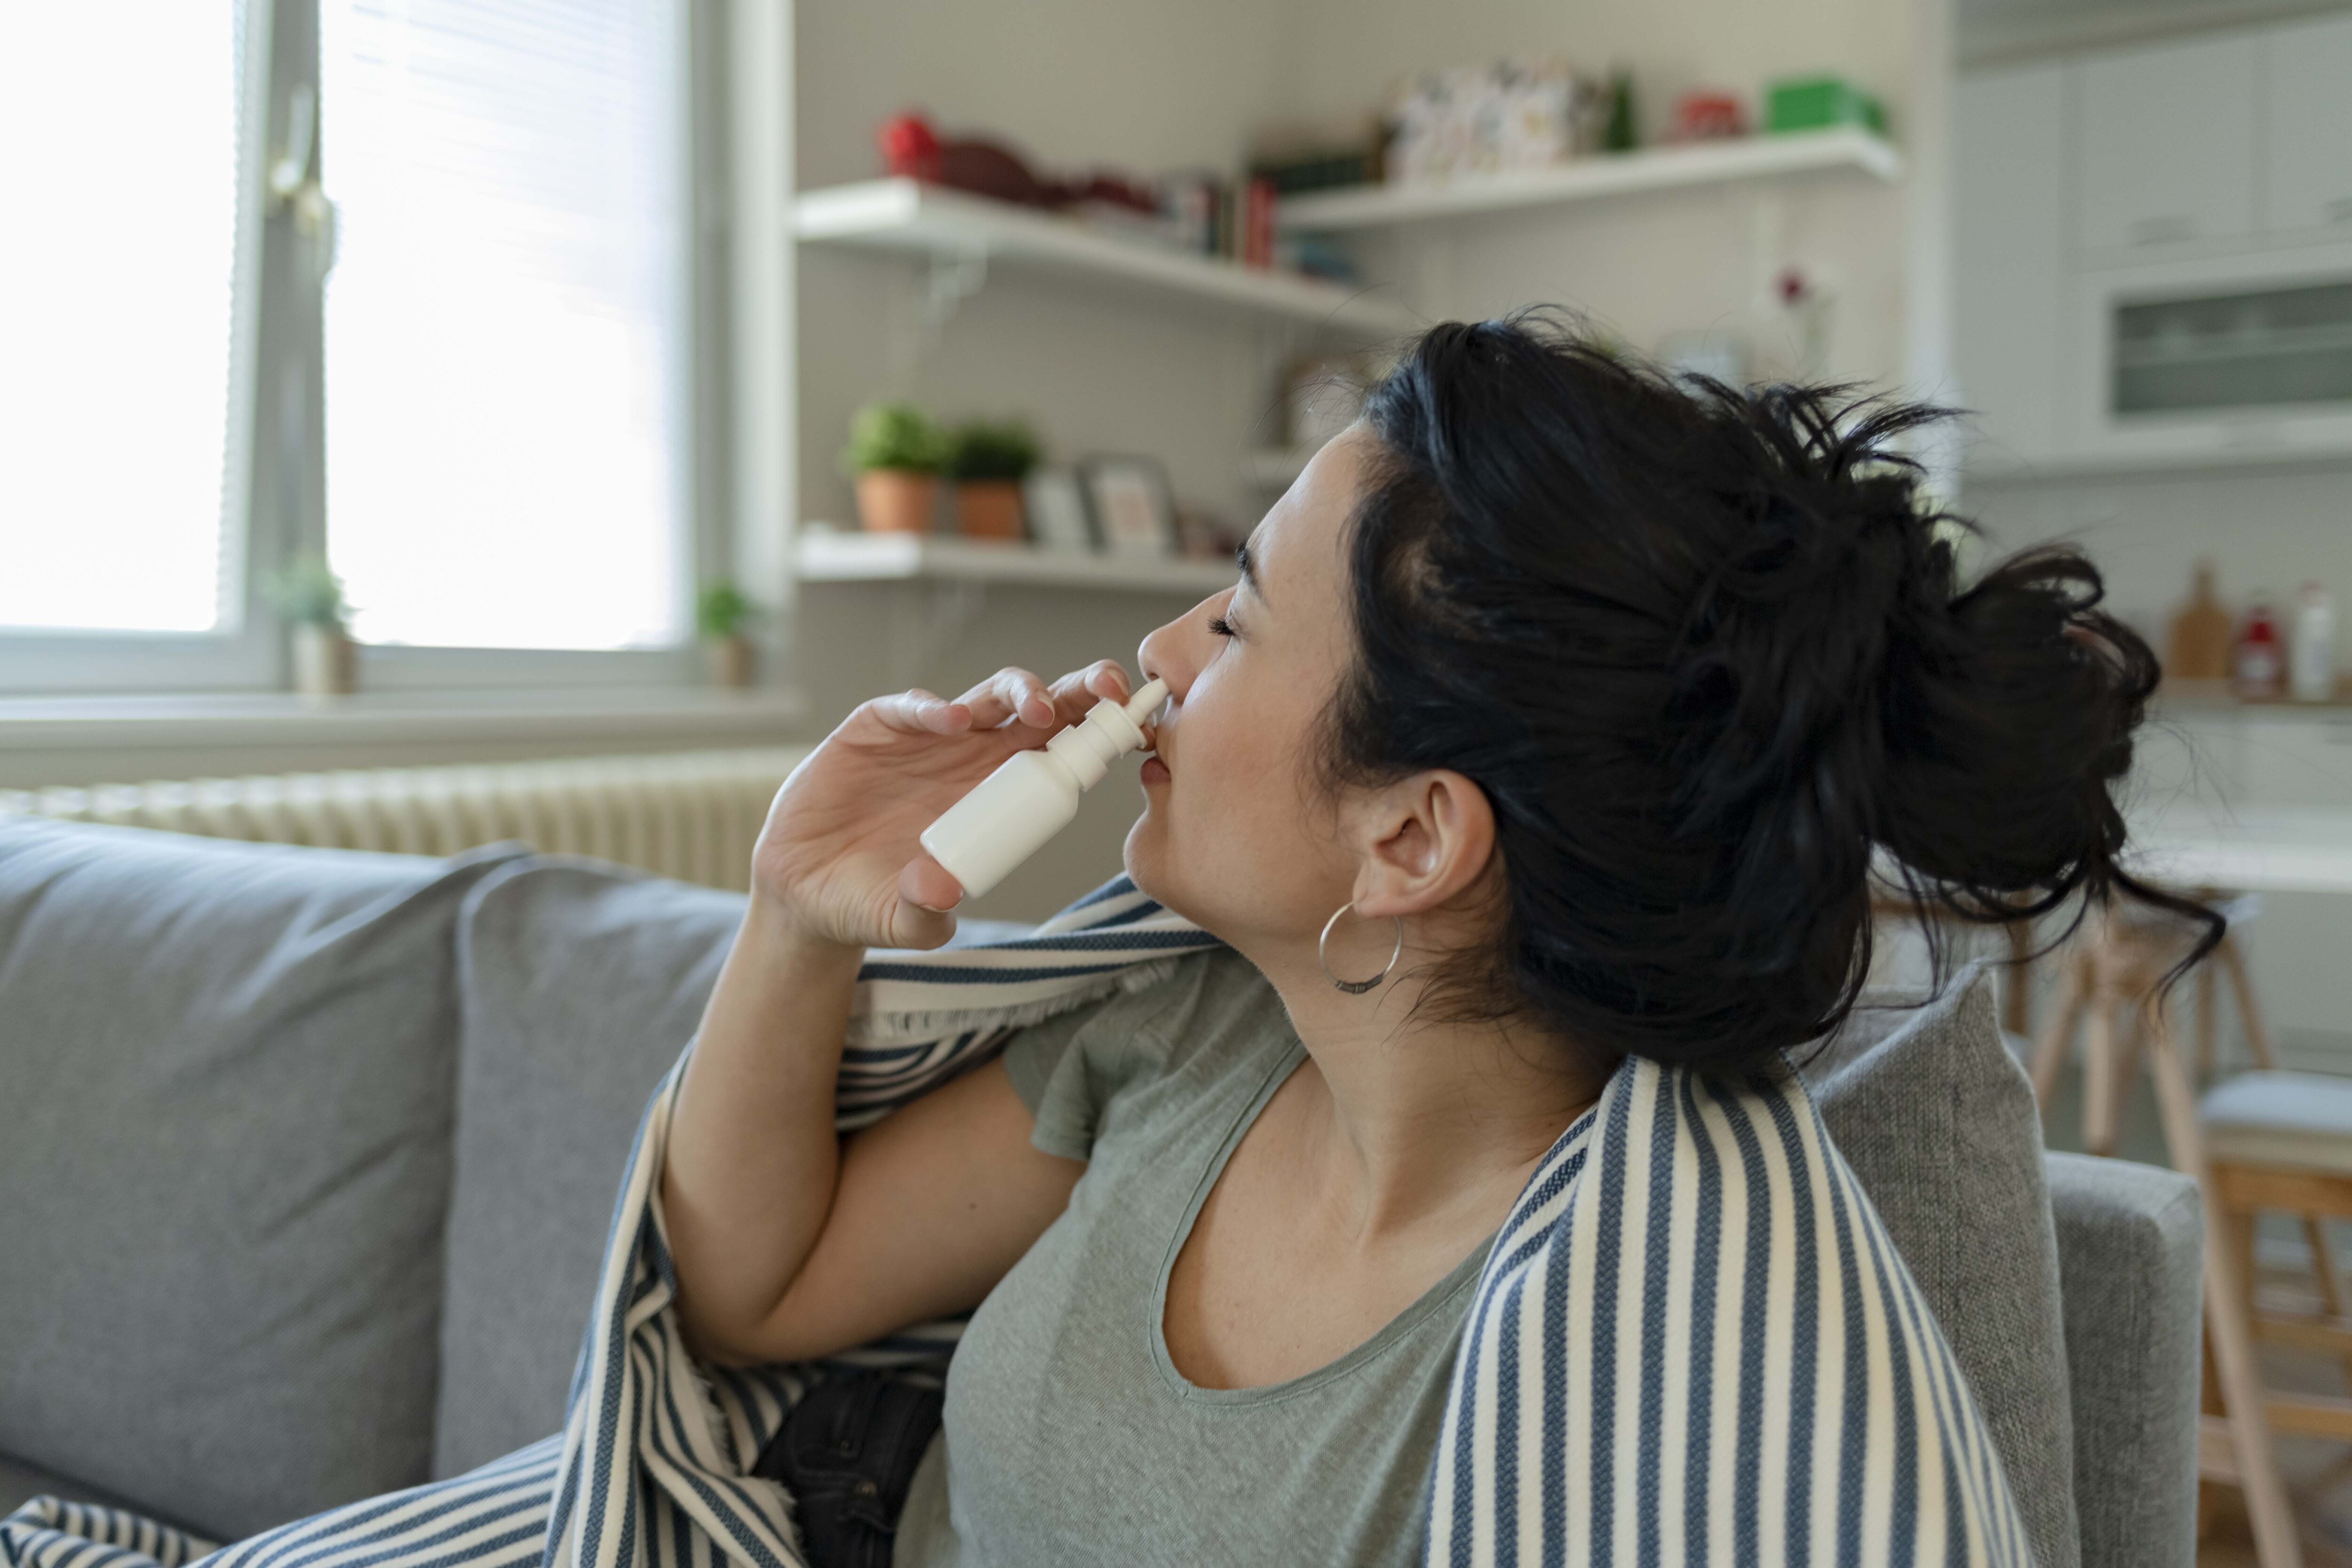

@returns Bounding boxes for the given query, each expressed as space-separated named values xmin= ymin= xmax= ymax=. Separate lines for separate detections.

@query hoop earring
xmin=1319 ymin=900 xmax=1404 ymax=995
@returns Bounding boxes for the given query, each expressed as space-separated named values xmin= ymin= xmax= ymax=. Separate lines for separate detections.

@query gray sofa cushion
xmin=434 ymin=860 xmax=744 ymax=1476
xmin=1802 ymin=963 xmax=2082 ymax=1568
xmin=435 ymin=857 xmax=1029 ymax=1476
xmin=2045 ymin=1151 xmax=2202 ymax=1568
xmin=0 ymin=819 xmax=530 ymax=1539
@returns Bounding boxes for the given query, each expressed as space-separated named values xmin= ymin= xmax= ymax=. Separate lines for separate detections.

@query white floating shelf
xmin=794 ymin=179 xmax=1418 ymax=336
xmin=795 ymin=530 xmax=1237 ymax=594
xmin=1277 ymin=127 xmax=1903 ymax=232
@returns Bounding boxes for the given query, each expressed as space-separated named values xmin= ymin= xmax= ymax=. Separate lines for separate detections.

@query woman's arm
xmin=663 ymin=899 xmax=1085 ymax=1366
xmin=660 ymin=660 xmax=1135 ymax=1367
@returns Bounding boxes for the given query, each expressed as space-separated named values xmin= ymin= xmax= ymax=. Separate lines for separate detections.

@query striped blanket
xmin=1 ymin=875 xmax=2032 ymax=1568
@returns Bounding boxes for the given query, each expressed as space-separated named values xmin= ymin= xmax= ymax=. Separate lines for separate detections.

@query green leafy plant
xmin=945 ymin=419 xmax=1041 ymax=483
xmin=262 ymin=554 xmax=352 ymax=629
xmin=695 ymin=580 xmax=760 ymax=641
xmin=840 ymin=401 xmax=945 ymax=475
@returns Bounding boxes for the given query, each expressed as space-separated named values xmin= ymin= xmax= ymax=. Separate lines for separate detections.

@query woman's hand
xmin=750 ymin=660 xmax=1138 ymax=951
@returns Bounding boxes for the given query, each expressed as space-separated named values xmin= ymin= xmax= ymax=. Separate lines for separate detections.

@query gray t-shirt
xmin=890 ymin=947 xmax=1497 ymax=1568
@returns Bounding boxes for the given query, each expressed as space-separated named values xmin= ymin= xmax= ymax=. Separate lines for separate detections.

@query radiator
xmin=0 ymin=746 xmax=811 ymax=892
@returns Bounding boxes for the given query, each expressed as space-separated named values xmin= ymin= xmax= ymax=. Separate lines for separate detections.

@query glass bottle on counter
xmin=2236 ymin=595 xmax=2284 ymax=700
xmin=2292 ymin=581 xmax=2337 ymax=703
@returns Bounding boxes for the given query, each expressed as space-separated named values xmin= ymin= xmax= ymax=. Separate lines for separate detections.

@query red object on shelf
xmin=1668 ymin=91 xmax=1747 ymax=141
xmin=874 ymin=111 xmax=1161 ymax=216
xmin=2236 ymin=597 xmax=2286 ymax=698
xmin=877 ymin=113 xmax=941 ymax=181
xmin=1241 ymin=177 xmax=1276 ymax=268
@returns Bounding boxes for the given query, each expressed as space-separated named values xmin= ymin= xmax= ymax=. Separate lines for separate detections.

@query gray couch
xmin=0 ymin=819 xmax=2201 ymax=1566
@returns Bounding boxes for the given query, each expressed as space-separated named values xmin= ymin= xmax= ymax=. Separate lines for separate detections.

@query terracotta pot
xmin=855 ymin=470 xmax=939 ymax=533
xmin=955 ymin=480 xmax=1026 ymax=542
xmin=292 ymin=622 xmax=357 ymax=698
xmin=705 ymin=632 xmax=757 ymax=689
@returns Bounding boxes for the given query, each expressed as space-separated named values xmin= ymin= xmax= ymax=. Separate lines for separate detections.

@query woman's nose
xmin=1137 ymin=588 xmax=1230 ymax=702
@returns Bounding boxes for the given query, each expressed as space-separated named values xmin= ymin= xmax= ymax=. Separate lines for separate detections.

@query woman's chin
xmin=1120 ymin=811 xmax=1168 ymax=902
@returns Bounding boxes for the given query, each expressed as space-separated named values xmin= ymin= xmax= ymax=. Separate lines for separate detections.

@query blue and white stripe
xmin=1 ymin=875 xmax=2030 ymax=1568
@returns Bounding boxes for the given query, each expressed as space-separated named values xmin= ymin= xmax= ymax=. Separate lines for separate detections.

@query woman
xmin=660 ymin=316 xmax=2192 ymax=1567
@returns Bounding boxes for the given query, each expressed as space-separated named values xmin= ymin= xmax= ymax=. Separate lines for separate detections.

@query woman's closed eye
xmin=1208 ymin=614 xmax=1238 ymax=638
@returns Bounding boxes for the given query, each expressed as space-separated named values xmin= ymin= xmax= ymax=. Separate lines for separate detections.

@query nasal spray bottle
xmin=919 ymin=677 xmax=1169 ymax=900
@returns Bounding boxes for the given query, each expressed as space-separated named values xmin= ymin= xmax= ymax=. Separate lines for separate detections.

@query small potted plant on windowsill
xmin=945 ymin=419 xmax=1040 ymax=542
xmin=842 ymin=401 xmax=945 ymax=534
xmin=697 ymin=580 xmax=762 ymax=688
xmin=264 ymin=554 xmax=358 ymax=699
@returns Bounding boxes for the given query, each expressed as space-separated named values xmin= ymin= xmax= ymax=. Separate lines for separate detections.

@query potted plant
xmin=263 ymin=554 xmax=357 ymax=699
xmin=841 ymin=401 xmax=945 ymax=533
xmin=945 ymin=419 xmax=1041 ymax=542
xmin=696 ymin=580 xmax=761 ymax=688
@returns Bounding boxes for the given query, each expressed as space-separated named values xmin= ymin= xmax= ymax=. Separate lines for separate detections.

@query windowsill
xmin=0 ymin=684 xmax=811 ymax=751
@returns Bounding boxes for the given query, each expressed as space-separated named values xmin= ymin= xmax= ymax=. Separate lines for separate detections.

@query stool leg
xmin=2084 ymin=996 xmax=2122 ymax=1157
xmin=2296 ymin=1215 xmax=2352 ymax=1393
xmin=2198 ymin=964 xmax=2218 ymax=1082
xmin=2002 ymin=917 xmax=2034 ymax=1038
xmin=2147 ymin=1005 xmax=2305 ymax=1568
xmin=2221 ymin=934 xmax=2277 ymax=1071
xmin=2031 ymin=950 xmax=2088 ymax=1107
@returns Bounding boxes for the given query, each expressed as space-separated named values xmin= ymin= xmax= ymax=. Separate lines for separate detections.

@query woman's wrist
xmin=744 ymin=885 xmax=869 ymax=968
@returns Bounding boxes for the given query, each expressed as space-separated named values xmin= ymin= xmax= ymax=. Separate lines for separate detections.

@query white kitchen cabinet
xmin=1955 ymin=64 xmax=2069 ymax=462
xmin=2264 ymin=12 xmax=2352 ymax=236
xmin=2074 ymin=32 xmax=2259 ymax=253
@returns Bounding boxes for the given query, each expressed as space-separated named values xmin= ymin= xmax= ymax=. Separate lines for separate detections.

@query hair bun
xmin=1335 ymin=311 xmax=2217 ymax=1072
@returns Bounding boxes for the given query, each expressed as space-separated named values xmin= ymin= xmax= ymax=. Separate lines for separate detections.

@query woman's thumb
xmin=891 ymin=856 xmax=963 ymax=948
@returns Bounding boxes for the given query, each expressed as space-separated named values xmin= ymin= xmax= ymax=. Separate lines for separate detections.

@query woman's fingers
xmin=1045 ymin=660 xmax=1131 ymax=726
xmin=954 ymin=667 xmax=1056 ymax=731
xmin=865 ymin=689 xmax=973 ymax=735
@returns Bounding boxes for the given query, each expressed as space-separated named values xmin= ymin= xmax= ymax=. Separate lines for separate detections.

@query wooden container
xmin=704 ymin=632 xmax=757 ymax=688
xmin=292 ymin=623 xmax=357 ymax=698
xmin=855 ymin=470 xmax=939 ymax=533
xmin=956 ymin=480 xmax=1025 ymax=541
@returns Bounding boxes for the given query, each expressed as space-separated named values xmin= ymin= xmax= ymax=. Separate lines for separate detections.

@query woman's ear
xmin=1349 ymin=769 xmax=1498 ymax=919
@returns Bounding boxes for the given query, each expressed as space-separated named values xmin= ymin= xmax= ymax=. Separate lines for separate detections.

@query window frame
xmin=0 ymin=0 xmax=738 ymax=697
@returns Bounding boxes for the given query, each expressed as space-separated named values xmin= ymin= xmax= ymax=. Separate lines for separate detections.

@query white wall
xmin=787 ymin=0 xmax=1941 ymax=918
xmin=1282 ymin=0 xmax=1937 ymax=396
xmin=791 ymin=0 xmax=1309 ymax=920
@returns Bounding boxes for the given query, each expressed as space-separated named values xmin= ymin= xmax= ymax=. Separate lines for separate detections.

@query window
xmin=0 ymin=0 xmax=723 ymax=695
xmin=320 ymin=0 xmax=687 ymax=651
xmin=0 ymin=3 xmax=246 ymax=637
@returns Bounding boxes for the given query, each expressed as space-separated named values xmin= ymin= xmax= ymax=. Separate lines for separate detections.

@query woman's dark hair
xmin=1328 ymin=311 xmax=2218 ymax=1071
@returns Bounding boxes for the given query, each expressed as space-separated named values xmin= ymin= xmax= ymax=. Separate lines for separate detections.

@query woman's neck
xmin=1246 ymin=939 xmax=1607 ymax=1244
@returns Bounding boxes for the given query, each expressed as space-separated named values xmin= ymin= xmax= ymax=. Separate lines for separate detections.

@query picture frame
xmin=1021 ymin=469 xmax=1096 ymax=554
xmin=1079 ymin=455 xmax=1177 ymax=559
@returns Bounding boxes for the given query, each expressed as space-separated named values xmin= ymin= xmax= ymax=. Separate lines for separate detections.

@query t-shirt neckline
xmin=1147 ymin=1034 xmax=1498 ymax=1408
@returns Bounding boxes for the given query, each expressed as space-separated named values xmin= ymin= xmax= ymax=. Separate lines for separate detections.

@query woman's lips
xmin=1140 ymin=754 xmax=1170 ymax=785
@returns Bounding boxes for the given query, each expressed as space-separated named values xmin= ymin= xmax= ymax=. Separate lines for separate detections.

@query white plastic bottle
xmin=2293 ymin=581 xmax=2336 ymax=703
xmin=919 ymin=678 xmax=1168 ymax=899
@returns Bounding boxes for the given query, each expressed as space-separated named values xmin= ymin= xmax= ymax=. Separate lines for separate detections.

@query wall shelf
xmin=793 ymin=178 xmax=1418 ymax=336
xmin=1275 ymin=127 xmax=1903 ymax=232
xmin=795 ymin=530 xmax=1237 ymax=593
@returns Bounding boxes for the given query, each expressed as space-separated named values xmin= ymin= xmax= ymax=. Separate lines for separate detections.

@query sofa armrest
xmin=2046 ymin=1151 xmax=2203 ymax=1568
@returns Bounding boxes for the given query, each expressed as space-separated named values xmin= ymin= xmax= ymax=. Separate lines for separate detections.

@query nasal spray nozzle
xmin=919 ymin=677 xmax=1170 ymax=901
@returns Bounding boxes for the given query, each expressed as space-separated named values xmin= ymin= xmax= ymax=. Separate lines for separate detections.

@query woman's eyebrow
xmin=1236 ymin=541 xmax=1267 ymax=607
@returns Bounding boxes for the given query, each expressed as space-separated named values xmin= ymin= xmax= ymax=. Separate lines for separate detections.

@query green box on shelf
xmin=1766 ymin=77 xmax=1887 ymax=136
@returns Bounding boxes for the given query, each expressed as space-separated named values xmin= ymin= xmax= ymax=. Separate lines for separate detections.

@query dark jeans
xmin=750 ymin=1369 xmax=945 ymax=1568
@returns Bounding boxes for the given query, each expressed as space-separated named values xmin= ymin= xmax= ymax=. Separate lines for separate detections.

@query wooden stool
xmin=2030 ymin=895 xmax=2272 ymax=1154
xmin=2028 ymin=902 xmax=2304 ymax=1568
xmin=2206 ymin=1073 xmax=2352 ymax=1433
xmin=1866 ymin=891 xmax=2038 ymax=1036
